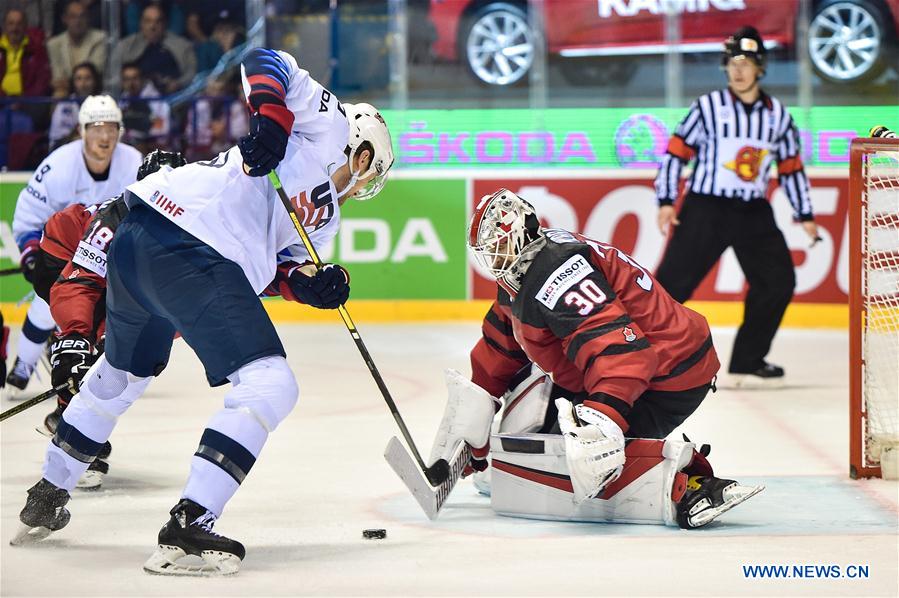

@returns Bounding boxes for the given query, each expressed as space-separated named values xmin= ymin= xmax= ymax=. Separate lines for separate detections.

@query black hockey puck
xmin=362 ymin=528 xmax=387 ymax=540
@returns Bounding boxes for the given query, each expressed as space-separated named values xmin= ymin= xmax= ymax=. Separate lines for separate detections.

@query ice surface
xmin=2 ymin=323 xmax=897 ymax=597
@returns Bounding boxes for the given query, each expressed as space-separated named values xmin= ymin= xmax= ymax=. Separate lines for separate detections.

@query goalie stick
xmin=384 ymin=436 xmax=470 ymax=520
xmin=265 ymin=170 xmax=450 ymax=486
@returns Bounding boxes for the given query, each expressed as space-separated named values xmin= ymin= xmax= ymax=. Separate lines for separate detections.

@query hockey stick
xmin=266 ymin=170 xmax=451 ymax=486
xmin=0 ymin=381 xmax=73 ymax=423
xmin=384 ymin=436 xmax=470 ymax=520
xmin=0 ymin=266 xmax=22 ymax=276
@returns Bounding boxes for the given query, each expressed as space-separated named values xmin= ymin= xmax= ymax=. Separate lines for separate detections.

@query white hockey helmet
xmin=343 ymin=102 xmax=394 ymax=201
xmin=468 ymin=188 xmax=541 ymax=279
xmin=78 ymin=94 xmax=123 ymax=134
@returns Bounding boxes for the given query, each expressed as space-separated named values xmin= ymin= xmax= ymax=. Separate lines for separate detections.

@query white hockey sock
xmin=181 ymin=356 xmax=298 ymax=516
xmin=42 ymin=357 xmax=152 ymax=491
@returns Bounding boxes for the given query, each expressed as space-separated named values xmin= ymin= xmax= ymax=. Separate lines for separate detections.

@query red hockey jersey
xmin=40 ymin=196 xmax=128 ymax=339
xmin=471 ymin=229 xmax=719 ymax=433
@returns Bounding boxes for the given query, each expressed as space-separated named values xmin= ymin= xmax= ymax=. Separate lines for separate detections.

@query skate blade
xmin=76 ymin=470 xmax=103 ymax=490
xmin=35 ymin=425 xmax=53 ymax=438
xmin=9 ymin=523 xmax=53 ymax=546
xmin=2 ymin=386 xmax=30 ymax=402
xmin=690 ymin=484 xmax=765 ymax=528
xmin=143 ymin=545 xmax=241 ymax=577
xmin=719 ymin=375 xmax=785 ymax=390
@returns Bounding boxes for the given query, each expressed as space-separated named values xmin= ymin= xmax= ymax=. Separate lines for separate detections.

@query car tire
xmin=807 ymin=0 xmax=892 ymax=85
xmin=462 ymin=2 xmax=537 ymax=86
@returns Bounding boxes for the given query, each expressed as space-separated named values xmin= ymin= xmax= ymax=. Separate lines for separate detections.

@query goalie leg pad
xmin=489 ymin=433 xmax=694 ymax=525
xmin=498 ymin=364 xmax=553 ymax=434
xmin=428 ymin=369 xmax=500 ymax=466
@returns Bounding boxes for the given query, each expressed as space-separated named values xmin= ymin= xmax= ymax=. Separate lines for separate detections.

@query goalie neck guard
xmin=468 ymin=188 xmax=543 ymax=293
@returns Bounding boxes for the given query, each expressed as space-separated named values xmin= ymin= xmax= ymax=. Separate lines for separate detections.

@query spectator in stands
xmin=184 ymin=73 xmax=246 ymax=160
xmin=109 ymin=4 xmax=195 ymax=94
xmin=47 ymin=0 xmax=106 ymax=98
xmin=119 ymin=61 xmax=170 ymax=152
xmin=193 ymin=19 xmax=244 ymax=73
xmin=48 ymin=61 xmax=101 ymax=149
xmin=0 ymin=8 xmax=51 ymax=98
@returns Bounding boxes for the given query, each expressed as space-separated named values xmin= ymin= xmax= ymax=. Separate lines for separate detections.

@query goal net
xmin=849 ymin=136 xmax=899 ymax=479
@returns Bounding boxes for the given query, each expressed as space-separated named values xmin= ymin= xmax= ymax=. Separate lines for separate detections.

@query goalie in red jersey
xmin=427 ymin=188 xmax=763 ymax=528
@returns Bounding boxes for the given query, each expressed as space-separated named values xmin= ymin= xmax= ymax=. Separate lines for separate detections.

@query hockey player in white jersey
xmin=6 ymin=95 xmax=142 ymax=400
xmin=11 ymin=48 xmax=394 ymax=577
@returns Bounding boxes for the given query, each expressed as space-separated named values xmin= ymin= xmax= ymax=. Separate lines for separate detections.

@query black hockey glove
xmin=238 ymin=104 xmax=294 ymax=177
xmin=50 ymin=333 xmax=95 ymax=407
xmin=19 ymin=239 xmax=40 ymax=285
xmin=287 ymin=264 xmax=350 ymax=310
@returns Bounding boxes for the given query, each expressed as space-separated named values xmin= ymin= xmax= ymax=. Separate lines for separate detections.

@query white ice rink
xmin=1 ymin=322 xmax=897 ymax=597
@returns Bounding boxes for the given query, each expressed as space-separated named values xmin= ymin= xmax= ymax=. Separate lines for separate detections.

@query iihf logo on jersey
xmin=724 ymin=146 xmax=768 ymax=182
xmin=622 ymin=326 xmax=637 ymax=342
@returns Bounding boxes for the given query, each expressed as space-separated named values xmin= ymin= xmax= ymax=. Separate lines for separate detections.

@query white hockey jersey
xmin=127 ymin=49 xmax=350 ymax=295
xmin=13 ymin=139 xmax=143 ymax=248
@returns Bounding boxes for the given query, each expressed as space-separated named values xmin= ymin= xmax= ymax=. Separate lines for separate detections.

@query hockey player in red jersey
xmin=429 ymin=188 xmax=763 ymax=528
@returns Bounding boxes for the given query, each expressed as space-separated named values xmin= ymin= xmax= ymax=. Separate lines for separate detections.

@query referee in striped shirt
xmin=653 ymin=26 xmax=819 ymax=388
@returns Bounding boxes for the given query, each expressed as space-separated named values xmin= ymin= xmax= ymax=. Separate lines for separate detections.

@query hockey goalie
xmin=427 ymin=189 xmax=763 ymax=528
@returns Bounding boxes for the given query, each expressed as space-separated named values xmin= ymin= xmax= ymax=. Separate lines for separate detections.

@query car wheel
xmin=463 ymin=2 xmax=536 ymax=86
xmin=808 ymin=0 xmax=890 ymax=84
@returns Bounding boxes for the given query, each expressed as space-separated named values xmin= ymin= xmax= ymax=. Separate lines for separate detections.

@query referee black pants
xmin=654 ymin=194 xmax=795 ymax=374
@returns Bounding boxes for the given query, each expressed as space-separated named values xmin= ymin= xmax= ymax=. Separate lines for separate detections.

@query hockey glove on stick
xmin=287 ymin=264 xmax=350 ymax=309
xmin=19 ymin=239 xmax=40 ymax=285
xmin=50 ymin=333 xmax=95 ymax=407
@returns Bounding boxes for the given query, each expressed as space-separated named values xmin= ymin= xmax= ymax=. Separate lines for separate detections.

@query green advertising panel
xmin=0 ymin=178 xmax=30 ymax=302
xmin=0 ymin=177 xmax=468 ymax=302
xmin=382 ymin=105 xmax=898 ymax=169
xmin=325 ymin=178 xmax=468 ymax=299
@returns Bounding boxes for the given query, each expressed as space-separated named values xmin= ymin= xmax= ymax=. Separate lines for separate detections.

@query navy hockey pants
xmin=104 ymin=204 xmax=285 ymax=386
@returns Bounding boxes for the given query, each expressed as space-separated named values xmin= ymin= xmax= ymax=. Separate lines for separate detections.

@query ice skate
xmin=3 ymin=358 xmax=34 ymax=401
xmin=143 ymin=499 xmax=245 ymax=576
xmin=676 ymin=476 xmax=764 ymax=529
xmin=721 ymin=363 xmax=785 ymax=390
xmin=10 ymin=479 xmax=71 ymax=545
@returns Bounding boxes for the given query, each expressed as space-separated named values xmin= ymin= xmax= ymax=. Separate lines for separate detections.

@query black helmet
xmin=137 ymin=149 xmax=187 ymax=181
xmin=722 ymin=26 xmax=767 ymax=73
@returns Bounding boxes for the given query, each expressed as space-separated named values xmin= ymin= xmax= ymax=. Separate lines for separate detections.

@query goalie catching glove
xmin=50 ymin=333 xmax=95 ymax=406
xmin=556 ymin=398 xmax=626 ymax=504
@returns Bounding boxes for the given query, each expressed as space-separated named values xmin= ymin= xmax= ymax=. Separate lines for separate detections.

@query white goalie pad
xmin=498 ymin=364 xmax=552 ymax=434
xmin=489 ymin=434 xmax=694 ymax=525
xmin=428 ymin=369 xmax=499 ymax=466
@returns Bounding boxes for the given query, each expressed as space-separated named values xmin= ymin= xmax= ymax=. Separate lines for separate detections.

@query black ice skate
xmin=676 ymin=475 xmax=764 ymax=529
xmin=10 ymin=479 xmax=71 ymax=545
xmin=143 ymin=499 xmax=245 ymax=576
xmin=3 ymin=357 xmax=34 ymax=401
xmin=723 ymin=362 xmax=785 ymax=390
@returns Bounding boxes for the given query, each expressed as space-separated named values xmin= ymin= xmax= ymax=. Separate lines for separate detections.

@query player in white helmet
xmin=11 ymin=48 xmax=394 ymax=577
xmin=6 ymin=95 xmax=142 ymax=401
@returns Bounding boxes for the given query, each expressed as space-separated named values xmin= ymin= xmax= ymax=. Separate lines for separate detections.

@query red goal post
xmin=848 ymin=135 xmax=899 ymax=480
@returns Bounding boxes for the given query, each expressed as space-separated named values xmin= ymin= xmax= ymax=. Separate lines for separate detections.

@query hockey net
xmin=849 ymin=136 xmax=899 ymax=479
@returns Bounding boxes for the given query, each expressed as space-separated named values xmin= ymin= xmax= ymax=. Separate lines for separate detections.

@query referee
xmin=653 ymin=26 xmax=819 ymax=388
